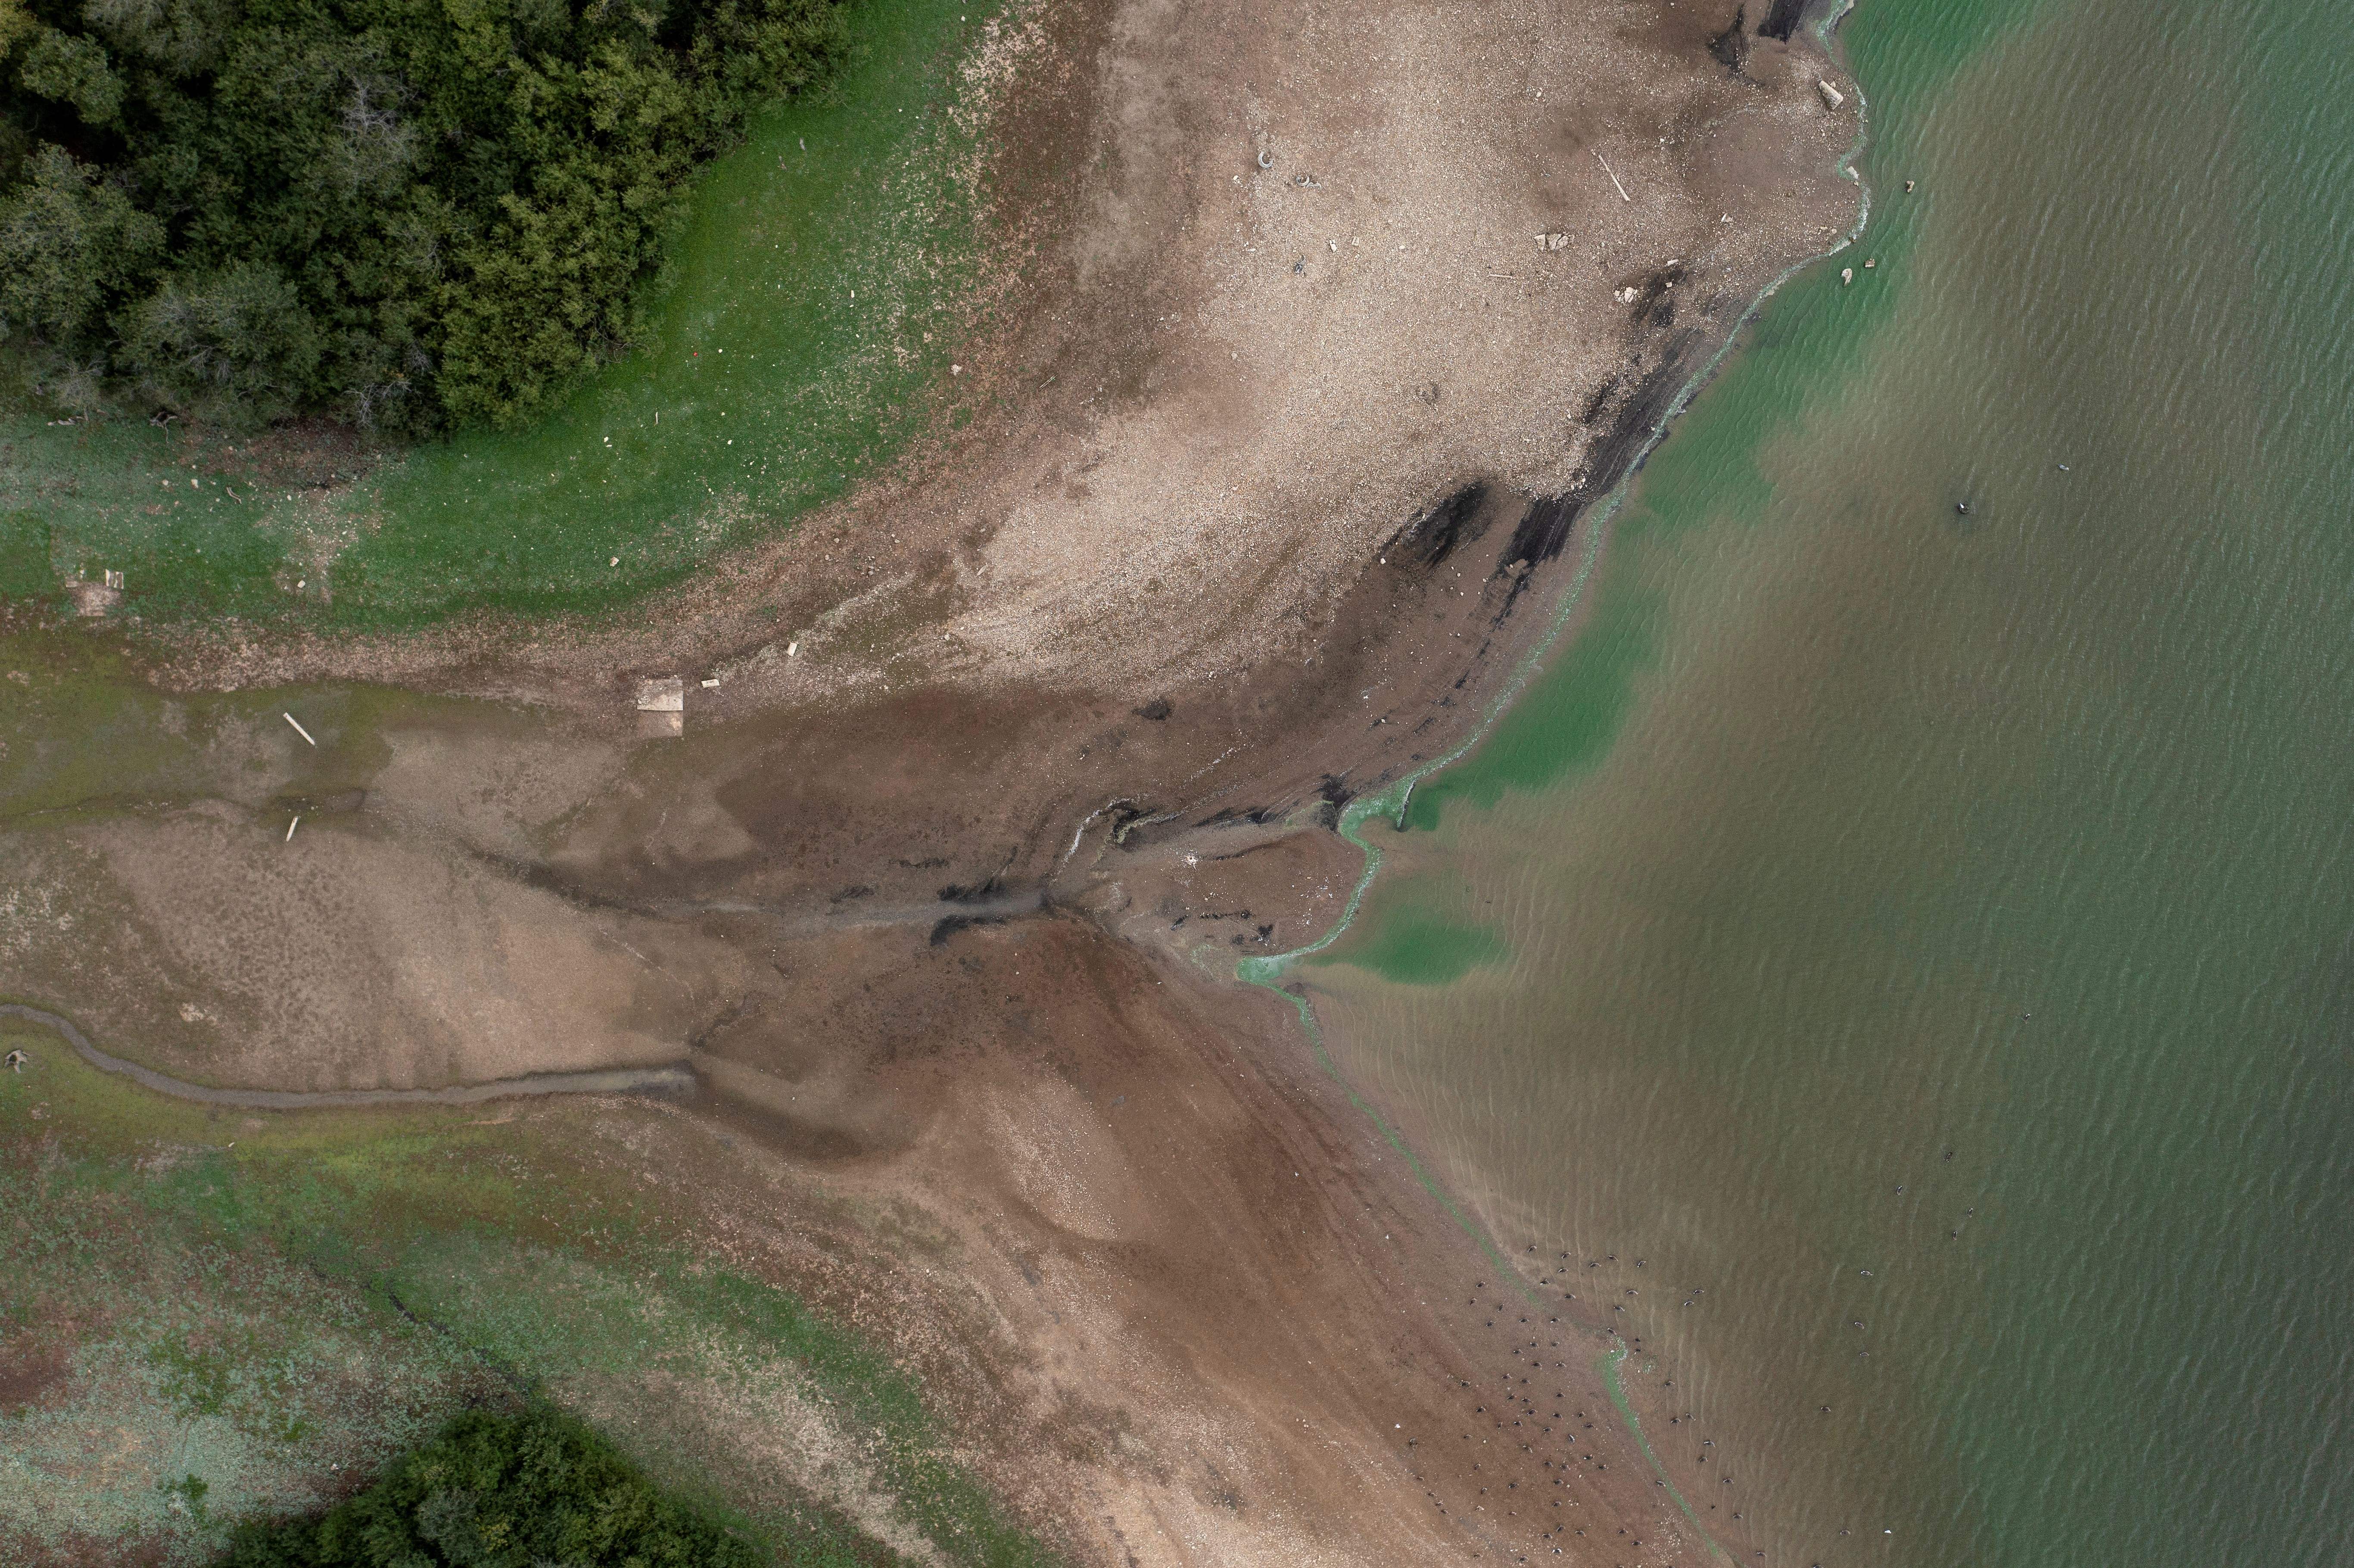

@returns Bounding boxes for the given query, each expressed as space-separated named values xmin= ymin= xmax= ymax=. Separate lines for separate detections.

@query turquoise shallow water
xmin=1294 ymin=0 xmax=2354 ymax=1562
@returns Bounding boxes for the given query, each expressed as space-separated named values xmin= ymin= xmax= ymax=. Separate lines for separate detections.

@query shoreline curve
xmin=1233 ymin=3 xmax=1874 ymax=1561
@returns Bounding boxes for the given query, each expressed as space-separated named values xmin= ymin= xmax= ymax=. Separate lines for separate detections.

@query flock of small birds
xmin=1402 ymin=1153 xmax=1977 ymax=1565
xmin=1401 ymin=1250 xmax=1745 ymax=1564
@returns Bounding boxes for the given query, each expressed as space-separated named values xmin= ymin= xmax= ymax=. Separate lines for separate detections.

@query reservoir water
xmin=1292 ymin=0 xmax=2354 ymax=1562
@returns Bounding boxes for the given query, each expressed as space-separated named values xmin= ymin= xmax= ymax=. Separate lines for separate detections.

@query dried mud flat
xmin=3 ymin=0 xmax=1863 ymax=1562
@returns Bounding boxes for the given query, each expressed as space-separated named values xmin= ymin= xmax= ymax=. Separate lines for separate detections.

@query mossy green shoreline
xmin=0 ymin=0 xmax=999 ymax=630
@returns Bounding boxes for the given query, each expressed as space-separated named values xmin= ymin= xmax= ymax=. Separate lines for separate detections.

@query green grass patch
xmin=0 ymin=509 xmax=54 ymax=597
xmin=0 ymin=1029 xmax=1061 ymax=1567
xmin=0 ymin=0 xmax=999 ymax=630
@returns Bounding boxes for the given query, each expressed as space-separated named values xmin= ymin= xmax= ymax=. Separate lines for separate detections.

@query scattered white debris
xmin=1535 ymin=231 xmax=1570 ymax=252
xmin=1593 ymin=150 xmax=1631 ymax=202
xmin=67 ymin=570 xmax=124 ymax=617
xmin=635 ymin=676 xmax=685 ymax=737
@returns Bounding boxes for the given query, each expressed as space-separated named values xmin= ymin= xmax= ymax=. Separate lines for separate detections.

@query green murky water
xmin=1298 ymin=0 xmax=2354 ymax=1562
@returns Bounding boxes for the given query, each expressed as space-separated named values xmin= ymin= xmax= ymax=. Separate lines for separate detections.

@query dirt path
xmin=0 ymin=1003 xmax=694 ymax=1109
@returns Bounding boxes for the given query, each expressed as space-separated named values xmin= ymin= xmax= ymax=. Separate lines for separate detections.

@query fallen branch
xmin=1594 ymin=150 xmax=1631 ymax=202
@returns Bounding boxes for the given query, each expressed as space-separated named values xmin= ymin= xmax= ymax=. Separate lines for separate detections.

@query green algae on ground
xmin=0 ymin=0 xmax=1003 ymax=631
xmin=0 ymin=631 xmax=396 ymax=829
xmin=0 ymin=1034 xmax=1061 ymax=1568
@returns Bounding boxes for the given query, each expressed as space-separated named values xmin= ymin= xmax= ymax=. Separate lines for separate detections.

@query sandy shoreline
xmin=0 ymin=1 xmax=1864 ymax=1561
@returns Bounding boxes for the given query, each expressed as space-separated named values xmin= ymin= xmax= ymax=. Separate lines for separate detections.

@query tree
xmin=0 ymin=0 xmax=846 ymax=433
xmin=217 ymin=1405 xmax=766 ymax=1568
xmin=0 ymin=144 xmax=163 ymax=343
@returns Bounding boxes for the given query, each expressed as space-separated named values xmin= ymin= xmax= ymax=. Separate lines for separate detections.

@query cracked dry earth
xmin=1 ymin=0 xmax=1861 ymax=1562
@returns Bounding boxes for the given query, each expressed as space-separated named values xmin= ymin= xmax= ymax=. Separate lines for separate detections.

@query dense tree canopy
xmin=0 ymin=0 xmax=842 ymax=432
xmin=217 ymin=1406 xmax=765 ymax=1567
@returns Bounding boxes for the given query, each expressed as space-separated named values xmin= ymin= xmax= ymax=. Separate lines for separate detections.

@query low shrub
xmin=0 ymin=0 xmax=845 ymax=434
xmin=218 ymin=1405 xmax=763 ymax=1567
